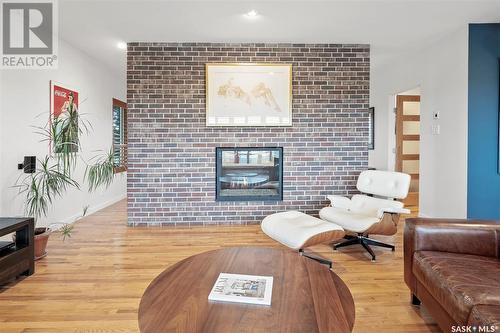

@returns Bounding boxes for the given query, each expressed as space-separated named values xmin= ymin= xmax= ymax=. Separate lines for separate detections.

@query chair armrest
xmin=404 ymin=218 xmax=500 ymax=292
xmin=326 ymin=195 xmax=351 ymax=209
xmin=376 ymin=207 xmax=411 ymax=218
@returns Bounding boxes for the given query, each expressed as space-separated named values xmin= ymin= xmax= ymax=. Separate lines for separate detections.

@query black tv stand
xmin=0 ymin=218 xmax=34 ymax=285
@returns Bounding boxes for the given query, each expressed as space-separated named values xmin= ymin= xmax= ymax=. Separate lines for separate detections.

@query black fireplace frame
xmin=215 ymin=147 xmax=284 ymax=202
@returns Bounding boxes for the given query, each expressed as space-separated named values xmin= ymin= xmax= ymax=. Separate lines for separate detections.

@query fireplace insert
xmin=216 ymin=147 xmax=283 ymax=201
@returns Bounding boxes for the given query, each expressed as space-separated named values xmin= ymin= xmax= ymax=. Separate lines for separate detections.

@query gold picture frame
xmin=206 ymin=63 xmax=292 ymax=127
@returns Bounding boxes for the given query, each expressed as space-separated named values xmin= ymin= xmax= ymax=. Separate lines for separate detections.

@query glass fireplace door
xmin=216 ymin=147 xmax=283 ymax=201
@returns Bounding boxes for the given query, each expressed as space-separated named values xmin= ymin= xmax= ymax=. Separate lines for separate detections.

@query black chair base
xmin=333 ymin=234 xmax=395 ymax=261
xmin=298 ymin=249 xmax=332 ymax=269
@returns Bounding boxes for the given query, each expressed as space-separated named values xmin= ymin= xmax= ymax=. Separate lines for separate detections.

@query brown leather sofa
xmin=404 ymin=218 xmax=500 ymax=331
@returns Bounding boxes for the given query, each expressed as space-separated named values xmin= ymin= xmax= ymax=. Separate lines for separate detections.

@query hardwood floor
xmin=0 ymin=200 xmax=439 ymax=333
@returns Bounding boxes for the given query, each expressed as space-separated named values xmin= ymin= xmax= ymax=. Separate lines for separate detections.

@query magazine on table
xmin=208 ymin=273 xmax=273 ymax=306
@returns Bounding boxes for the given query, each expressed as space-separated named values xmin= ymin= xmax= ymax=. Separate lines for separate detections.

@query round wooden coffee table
xmin=138 ymin=247 xmax=355 ymax=333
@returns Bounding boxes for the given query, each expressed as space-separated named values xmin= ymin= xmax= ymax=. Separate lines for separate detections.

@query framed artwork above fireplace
xmin=206 ymin=64 xmax=292 ymax=127
xmin=216 ymin=147 xmax=283 ymax=201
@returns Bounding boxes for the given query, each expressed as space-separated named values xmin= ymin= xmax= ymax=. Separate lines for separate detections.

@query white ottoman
xmin=261 ymin=211 xmax=345 ymax=250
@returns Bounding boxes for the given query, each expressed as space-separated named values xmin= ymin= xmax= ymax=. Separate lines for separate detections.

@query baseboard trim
xmin=55 ymin=193 xmax=127 ymax=228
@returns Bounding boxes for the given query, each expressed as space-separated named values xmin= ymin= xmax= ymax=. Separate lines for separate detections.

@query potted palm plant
xmin=16 ymin=106 xmax=116 ymax=260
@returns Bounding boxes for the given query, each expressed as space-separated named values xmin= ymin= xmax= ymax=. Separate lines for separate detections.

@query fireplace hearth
xmin=216 ymin=147 xmax=283 ymax=201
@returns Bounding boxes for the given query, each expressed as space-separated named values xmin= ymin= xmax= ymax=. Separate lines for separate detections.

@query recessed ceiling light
xmin=245 ymin=10 xmax=258 ymax=18
xmin=117 ymin=42 xmax=127 ymax=50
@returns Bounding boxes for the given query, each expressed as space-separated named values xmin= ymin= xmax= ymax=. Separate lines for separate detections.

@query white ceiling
xmin=59 ymin=0 xmax=500 ymax=76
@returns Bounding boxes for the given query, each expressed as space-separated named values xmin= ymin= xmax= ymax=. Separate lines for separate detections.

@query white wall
xmin=0 ymin=40 xmax=126 ymax=226
xmin=370 ymin=26 xmax=468 ymax=218
xmin=367 ymin=90 xmax=390 ymax=169
xmin=0 ymin=70 xmax=4 ymax=216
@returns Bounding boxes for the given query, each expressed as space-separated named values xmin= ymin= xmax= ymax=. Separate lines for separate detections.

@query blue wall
xmin=468 ymin=24 xmax=500 ymax=219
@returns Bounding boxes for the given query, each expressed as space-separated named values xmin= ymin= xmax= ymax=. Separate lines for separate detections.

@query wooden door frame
xmin=395 ymin=95 xmax=420 ymax=172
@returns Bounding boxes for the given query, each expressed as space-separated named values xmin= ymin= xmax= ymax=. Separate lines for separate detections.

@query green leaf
xmin=85 ymin=149 xmax=115 ymax=192
xmin=16 ymin=156 xmax=79 ymax=219
xmin=82 ymin=205 xmax=89 ymax=217
xmin=59 ymin=224 xmax=74 ymax=242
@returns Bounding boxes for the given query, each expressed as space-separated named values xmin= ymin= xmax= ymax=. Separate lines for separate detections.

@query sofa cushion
xmin=468 ymin=305 xmax=500 ymax=327
xmin=413 ymin=251 xmax=500 ymax=325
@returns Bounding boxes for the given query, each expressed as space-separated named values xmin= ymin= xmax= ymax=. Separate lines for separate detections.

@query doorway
xmin=395 ymin=93 xmax=420 ymax=209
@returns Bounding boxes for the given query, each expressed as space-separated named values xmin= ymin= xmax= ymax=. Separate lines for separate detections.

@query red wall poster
xmin=50 ymin=81 xmax=80 ymax=152
xmin=51 ymin=82 xmax=79 ymax=118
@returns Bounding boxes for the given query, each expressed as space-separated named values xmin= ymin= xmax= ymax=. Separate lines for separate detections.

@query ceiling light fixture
xmin=245 ymin=10 xmax=258 ymax=18
xmin=117 ymin=42 xmax=127 ymax=50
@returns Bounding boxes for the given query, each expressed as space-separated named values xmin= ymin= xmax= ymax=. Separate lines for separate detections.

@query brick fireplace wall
xmin=127 ymin=43 xmax=370 ymax=226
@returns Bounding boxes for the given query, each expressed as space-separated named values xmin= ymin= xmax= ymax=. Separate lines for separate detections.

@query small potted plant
xmin=15 ymin=107 xmax=116 ymax=259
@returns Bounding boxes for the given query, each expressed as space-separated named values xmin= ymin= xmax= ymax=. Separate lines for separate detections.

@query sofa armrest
xmin=326 ymin=195 xmax=351 ymax=209
xmin=404 ymin=218 xmax=500 ymax=293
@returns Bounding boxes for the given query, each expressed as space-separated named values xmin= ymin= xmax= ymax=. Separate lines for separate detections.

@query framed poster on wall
xmin=50 ymin=81 xmax=80 ymax=153
xmin=206 ymin=64 xmax=292 ymax=127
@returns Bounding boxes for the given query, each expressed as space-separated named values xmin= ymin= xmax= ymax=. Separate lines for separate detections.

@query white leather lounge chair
xmin=319 ymin=170 xmax=411 ymax=261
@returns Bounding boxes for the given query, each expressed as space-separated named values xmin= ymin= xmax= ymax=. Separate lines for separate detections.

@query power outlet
xmin=431 ymin=124 xmax=440 ymax=135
